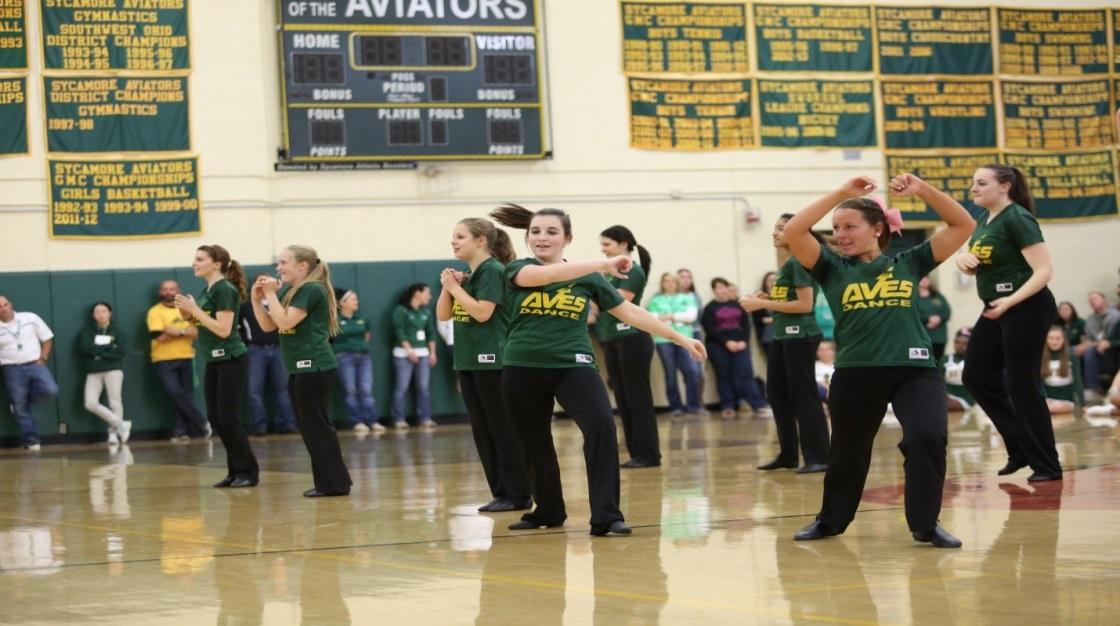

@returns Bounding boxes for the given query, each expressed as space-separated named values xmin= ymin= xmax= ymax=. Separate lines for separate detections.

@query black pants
xmin=603 ymin=332 xmax=660 ymax=465
xmin=766 ymin=338 xmax=830 ymax=466
xmin=204 ymin=356 xmax=259 ymax=482
xmin=962 ymin=288 xmax=1060 ymax=476
xmin=819 ymin=367 xmax=947 ymax=534
xmin=931 ymin=342 xmax=946 ymax=363
xmin=501 ymin=366 xmax=624 ymax=529
xmin=154 ymin=358 xmax=207 ymax=435
xmin=289 ymin=370 xmax=352 ymax=494
xmin=459 ymin=369 xmax=531 ymax=501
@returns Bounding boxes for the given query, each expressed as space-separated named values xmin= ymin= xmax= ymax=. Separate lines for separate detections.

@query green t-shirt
xmin=1043 ymin=349 xmax=1083 ymax=405
xmin=453 ymin=256 xmax=507 ymax=371
xmin=916 ymin=292 xmax=952 ymax=344
xmin=333 ymin=311 xmax=370 ymax=354
xmin=392 ymin=304 xmax=435 ymax=347
xmin=645 ymin=292 xmax=695 ymax=344
xmin=810 ymin=241 xmax=939 ymax=368
xmin=968 ymin=202 xmax=1044 ymax=303
xmin=196 ymin=279 xmax=248 ymax=363
xmin=595 ymin=265 xmax=647 ymax=342
xmin=503 ymin=258 xmax=626 ymax=369
xmin=277 ymin=282 xmax=338 ymax=373
xmin=772 ymin=257 xmax=821 ymax=341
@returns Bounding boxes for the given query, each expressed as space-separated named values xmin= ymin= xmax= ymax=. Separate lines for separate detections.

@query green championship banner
xmin=753 ymin=4 xmax=872 ymax=72
xmin=875 ymin=7 xmax=992 ymax=75
xmin=881 ymin=80 xmax=995 ymax=149
xmin=885 ymin=153 xmax=999 ymax=224
xmin=997 ymin=9 xmax=1108 ymax=76
xmin=1002 ymin=79 xmax=1113 ymax=151
xmin=1114 ymin=10 xmax=1120 ymax=74
xmin=48 ymin=156 xmax=200 ymax=239
xmin=621 ymin=2 xmax=748 ymax=73
xmin=758 ymin=79 xmax=875 ymax=148
xmin=0 ymin=0 xmax=26 ymax=69
xmin=1004 ymin=151 xmax=1119 ymax=221
xmin=40 ymin=0 xmax=190 ymax=71
xmin=629 ymin=77 xmax=753 ymax=150
xmin=44 ymin=75 xmax=189 ymax=153
xmin=0 ymin=76 xmax=26 ymax=155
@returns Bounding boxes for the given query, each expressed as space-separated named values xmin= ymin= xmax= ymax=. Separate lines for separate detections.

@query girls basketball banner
xmin=47 ymin=156 xmax=201 ymax=239
xmin=0 ymin=76 xmax=26 ymax=155
xmin=0 ymin=0 xmax=27 ymax=69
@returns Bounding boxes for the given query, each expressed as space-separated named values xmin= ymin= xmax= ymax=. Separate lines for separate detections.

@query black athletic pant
xmin=459 ymin=369 xmax=531 ymax=502
xmin=501 ymin=366 xmax=624 ymax=530
xmin=204 ymin=356 xmax=259 ymax=482
xmin=289 ymin=370 xmax=352 ymax=494
xmin=603 ymin=332 xmax=660 ymax=465
xmin=962 ymin=288 xmax=1060 ymax=477
xmin=818 ymin=366 xmax=947 ymax=534
xmin=766 ymin=338 xmax=830 ymax=466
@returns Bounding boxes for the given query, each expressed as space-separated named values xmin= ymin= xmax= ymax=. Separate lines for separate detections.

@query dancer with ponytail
xmin=175 ymin=245 xmax=260 ymax=488
xmin=784 ymin=175 xmax=974 ymax=548
xmin=597 ymin=225 xmax=659 ymax=468
xmin=253 ymin=246 xmax=351 ymax=497
xmin=437 ymin=217 xmax=532 ymax=513
xmin=958 ymin=164 xmax=1060 ymax=481
xmin=490 ymin=204 xmax=705 ymax=536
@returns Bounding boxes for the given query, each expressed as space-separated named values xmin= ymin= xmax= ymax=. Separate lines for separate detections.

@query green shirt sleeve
xmin=473 ymin=263 xmax=505 ymax=304
xmin=78 ymin=326 xmax=97 ymax=356
xmin=105 ymin=325 xmax=126 ymax=360
xmin=1006 ymin=208 xmax=1045 ymax=250
xmin=505 ymin=258 xmax=531 ymax=287
xmin=290 ymin=282 xmax=324 ymax=318
xmin=808 ymin=246 xmax=839 ymax=285
xmin=391 ymin=305 xmax=408 ymax=345
xmin=789 ymin=259 xmax=813 ymax=288
xmin=590 ymin=273 xmax=626 ymax=312
xmin=213 ymin=281 xmax=239 ymax=312
xmin=898 ymin=240 xmax=938 ymax=278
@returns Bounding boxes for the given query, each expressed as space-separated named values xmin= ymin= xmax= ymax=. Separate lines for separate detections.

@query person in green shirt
xmin=436 ymin=217 xmax=532 ymax=514
xmin=490 ymin=204 xmax=705 ymax=537
xmin=175 ymin=245 xmax=260 ymax=488
xmin=596 ymin=225 xmax=659 ymax=468
xmin=784 ymin=173 xmax=975 ymax=549
xmin=916 ymin=277 xmax=952 ymax=362
xmin=646 ymin=272 xmax=702 ymax=414
xmin=334 ymin=290 xmax=384 ymax=434
xmin=740 ymin=214 xmax=829 ymax=474
xmin=79 ymin=301 xmax=130 ymax=445
xmin=391 ymin=283 xmax=438 ymax=430
xmin=956 ymin=163 xmax=1060 ymax=482
xmin=1056 ymin=301 xmax=1086 ymax=348
xmin=253 ymin=244 xmax=351 ymax=497
xmin=1042 ymin=326 xmax=1083 ymax=415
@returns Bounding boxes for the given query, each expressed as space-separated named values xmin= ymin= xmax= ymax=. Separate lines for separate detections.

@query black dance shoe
xmin=793 ymin=520 xmax=839 ymax=541
xmin=303 ymin=488 xmax=349 ymax=498
xmin=794 ymin=463 xmax=828 ymax=474
xmin=230 ymin=478 xmax=258 ymax=488
xmin=1027 ymin=471 xmax=1063 ymax=482
xmin=912 ymin=525 xmax=963 ymax=548
xmin=213 ymin=476 xmax=234 ymax=488
xmin=758 ymin=458 xmax=798 ymax=471
xmin=590 ymin=520 xmax=632 ymax=537
xmin=508 ymin=519 xmax=564 ymax=530
xmin=620 ymin=459 xmax=659 ymax=469
xmin=478 ymin=498 xmax=501 ymax=512
xmin=486 ymin=497 xmax=534 ymax=513
xmin=997 ymin=460 xmax=1028 ymax=476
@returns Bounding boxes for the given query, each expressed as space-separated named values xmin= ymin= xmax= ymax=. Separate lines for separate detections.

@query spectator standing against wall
xmin=147 ymin=280 xmax=211 ymax=443
xmin=701 ymin=278 xmax=771 ymax=419
xmin=240 ymin=275 xmax=297 ymax=436
xmin=391 ymin=283 xmax=438 ymax=430
xmin=0 ymin=295 xmax=59 ymax=451
xmin=916 ymin=277 xmax=952 ymax=362
xmin=646 ymin=272 xmax=703 ymax=416
xmin=79 ymin=302 xmax=131 ymax=445
xmin=334 ymin=290 xmax=384 ymax=434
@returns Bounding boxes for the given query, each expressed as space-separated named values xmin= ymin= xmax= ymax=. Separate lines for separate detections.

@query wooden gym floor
xmin=2 ymin=410 xmax=1118 ymax=624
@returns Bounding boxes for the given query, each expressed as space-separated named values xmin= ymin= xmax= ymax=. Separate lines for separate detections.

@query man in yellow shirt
xmin=147 ymin=280 xmax=210 ymax=443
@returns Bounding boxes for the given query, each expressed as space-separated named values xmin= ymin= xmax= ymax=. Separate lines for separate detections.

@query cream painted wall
xmin=1 ymin=0 xmax=1119 ymax=339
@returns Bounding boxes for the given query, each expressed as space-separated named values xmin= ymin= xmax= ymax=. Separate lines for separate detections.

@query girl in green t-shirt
xmin=784 ymin=174 xmax=975 ymax=549
xmin=490 ymin=204 xmax=705 ymax=537
xmin=253 ymin=245 xmax=351 ymax=497
xmin=916 ymin=277 xmax=951 ymax=362
xmin=175 ymin=245 xmax=259 ymax=488
xmin=390 ymin=283 xmax=437 ymax=429
xmin=1042 ymin=326 xmax=1083 ymax=415
xmin=740 ymin=214 xmax=828 ymax=474
xmin=436 ymin=217 xmax=532 ymax=514
xmin=79 ymin=301 xmax=130 ymax=445
xmin=335 ymin=291 xmax=384 ymax=434
xmin=1056 ymin=301 xmax=1086 ymax=348
xmin=646 ymin=273 xmax=703 ymax=414
xmin=956 ymin=164 xmax=1061 ymax=482
xmin=597 ymin=225 xmax=659 ymax=469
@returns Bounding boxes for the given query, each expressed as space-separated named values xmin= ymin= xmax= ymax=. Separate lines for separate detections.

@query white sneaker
xmin=108 ymin=430 xmax=120 ymax=445
xmin=371 ymin=422 xmax=387 ymax=433
xmin=23 ymin=443 xmax=41 ymax=452
xmin=170 ymin=434 xmax=190 ymax=444
xmin=394 ymin=421 xmax=410 ymax=431
xmin=419 ymin=420 xmax=437 ymax=430
xmin=353 ymin=423 xmax=371 ymax=434
xmin=116 ymin=421 xmax=132 ymax=444
xmin=753 ymin=406 xmax=774 ymax=419
xmin=1086 ymin=404 xmax=1115 ymax=416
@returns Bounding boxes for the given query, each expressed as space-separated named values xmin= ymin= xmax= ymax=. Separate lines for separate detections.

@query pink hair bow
xmin=873 ymin=198 xmax=905 ymax=235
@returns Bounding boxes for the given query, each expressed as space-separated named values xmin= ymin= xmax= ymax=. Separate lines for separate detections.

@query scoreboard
xmin=277 ymin=0 xmax=549 ymax=164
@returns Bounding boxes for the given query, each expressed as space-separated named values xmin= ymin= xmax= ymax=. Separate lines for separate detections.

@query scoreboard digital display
xmin=277 ymin=0 xmax=548 ymax=164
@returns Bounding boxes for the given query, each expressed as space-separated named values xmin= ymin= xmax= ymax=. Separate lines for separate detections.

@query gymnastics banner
xmin=0 ymin=0 xmax=27 ymax=69
xmin=884 ymin=153 xmax=999 ymax=225
xmin=0 ymin=76 xmax=26 ymax=155
xmin=629 ymin=77 xmax=754 ymax=150
xmin=48 ymin=156 xmax=201 ymax=239
xmin=1004 ymin=151 xmax=1119 ymax=221
xmin=753 ymin=4 xmax=873 ymax=72
xmin=40 ymin=0 xmax=190 ymax=71
xmin=44 ymin=76 xmax=190 ymax=153
xmin=757 ymin=79 xmax=875 ymax=148
xmin=880 ymin=80 xmax=996 ymax=149
xmin=621 ymin=2 xmax=748 ymax=73
xmin=875 ymin=7 xmax=992 ymax=76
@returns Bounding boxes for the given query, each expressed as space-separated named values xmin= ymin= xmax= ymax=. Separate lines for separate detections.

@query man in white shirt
xmin=0 ymin=295 xmax=59 ymax=450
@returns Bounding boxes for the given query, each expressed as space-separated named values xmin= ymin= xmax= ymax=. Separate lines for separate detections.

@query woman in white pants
xmin=80 ymin=302 xmax=131 ymax=444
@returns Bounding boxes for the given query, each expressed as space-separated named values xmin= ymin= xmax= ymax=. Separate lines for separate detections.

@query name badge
xmin=995 ymin=282 xmax=1013 ymax=293
xmin=211 ymin=348 xmax=226 ymax=358
xmin=296 ymin=359 xmax=313 ymax=369
xmin=478 ymin=354 xmax=496 ymax=364
xmin=94 ymin=334 xmax=112 ymax=346
xmin=615 ymin=322 xmax=631 ymax=331
xmin=575 ymin=353 xmax=593 ymax=364
xmin=416 ymin=330 xmax=426 ymax=341
xmin=908 ymin=347 xmax=930 ymax=360
xmin=785 ymin=325 xmax=800 ymax=334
